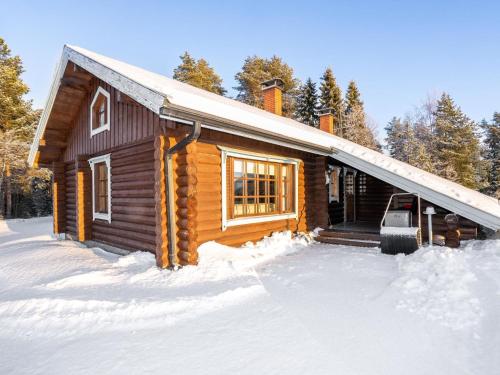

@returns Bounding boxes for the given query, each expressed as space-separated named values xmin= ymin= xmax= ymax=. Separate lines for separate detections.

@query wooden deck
xmin=317 ymin=222 xmax=381 ymax=248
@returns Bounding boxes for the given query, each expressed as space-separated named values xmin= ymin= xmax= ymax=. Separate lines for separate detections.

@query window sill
xmin=223 ymin=212 xmax=297 ymax=230
xmin=90 ymin=124 xmax=110 ymax=138
xmin=93 ymin=213 xmax=111 ymax=223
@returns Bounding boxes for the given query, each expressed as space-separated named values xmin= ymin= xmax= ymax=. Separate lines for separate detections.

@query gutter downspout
xmin=159 ymin=110 xmax=201 ymax=269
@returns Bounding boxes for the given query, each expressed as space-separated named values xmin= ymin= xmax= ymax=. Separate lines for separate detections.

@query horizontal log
xmin=92 ymin=224 xmax=155 ymax=245
xmin=112 ymin=206 xmax=155 ymax=217
xmin=99 ymin=219 xmax=155 ymax=235
xmin=111 ymin=213 xmax=156 ymax=225
xmin=112 ymin=162 xmax=154 ymax=175
xmin=92 ymin=232 xmax=155 ymax=252
xmin=111 ymin=151 xmax=154 ymax=168
xmin=113 ymin=189 xmax=154 ymax=198
xmin=112 ymin=171 xmax=155 ymax=183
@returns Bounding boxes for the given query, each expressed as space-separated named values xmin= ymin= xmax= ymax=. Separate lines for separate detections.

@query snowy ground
xmin=1 ymin=217 xmax=499 ymax=375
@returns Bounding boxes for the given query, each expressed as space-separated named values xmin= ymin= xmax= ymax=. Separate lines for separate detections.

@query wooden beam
xmin=60 ymin=77 xmax=90 ymax=93
xmin=75 ymin=155 xmax=92 ymax=242
xmin=61 ymin=76 xmax=91 ymax=88
xmin=43 ymin=128 xmax=68 ymax=142
xmin=40 ymin=138 xmax=67 ymax=148
xmin=39 ymin=144 xmax=63 ymax=153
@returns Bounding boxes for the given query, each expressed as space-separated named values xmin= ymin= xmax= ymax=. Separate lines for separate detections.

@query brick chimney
xmin=261 ymin=78 xmax=284 ymax=116
xmin=318 ymin=108 xmax=335 ymax=134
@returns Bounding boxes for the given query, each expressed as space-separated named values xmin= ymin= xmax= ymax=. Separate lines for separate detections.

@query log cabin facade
xmin=29 ymin=46 xmax=500 ymax=268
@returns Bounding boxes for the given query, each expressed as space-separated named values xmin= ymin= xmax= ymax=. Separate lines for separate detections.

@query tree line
xmin=174 ymin=52 xmax=379 ymax=149
xmin=384 ymin=95 xmax=499 ymax=197
xmin=173 ymin=51 xmax=499 ymax=199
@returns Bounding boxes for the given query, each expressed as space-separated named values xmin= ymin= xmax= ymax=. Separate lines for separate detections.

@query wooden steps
xmin=316 ymin=229 xmax=381 ymax=248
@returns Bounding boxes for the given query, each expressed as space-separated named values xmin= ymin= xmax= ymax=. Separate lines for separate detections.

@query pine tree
xmin=433 ymin=93 xmax=481 ymax=188
xmin=0 ymin=37 xmax=30 ymax=131
xmin=341 ymin=80 xmax=378 ymax=149
xmin=295 ymin=78 xmax=319 ymax=127
xmin=345 ymin=80 xmax=363 ymax=113
xmin=319 ymin=68 xmax=343 ymax=129
xmin=234 ymin=55 xmax=300 ymax=118
xmin=0 ymin=38 xmax=50 ymax=218
xmin=481 ymin=113 xmax=500 ymax=197
xmin=173 ymin=52 xmax=226 ymax=95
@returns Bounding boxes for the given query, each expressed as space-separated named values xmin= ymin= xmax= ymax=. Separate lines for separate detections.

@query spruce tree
xmin=234 ymin=55 xmax=300 ymax=118
xmin=433 ymin=93 xmax=481 ymax=188
xmin=384 ymin=117 xmax=406 ymax=160
xmin=481 ymin=113 xmax=500 ymax=197
xmin=319 ymin=68 xmax=343 ymax=129
xmin=384 ymin=116 xmax=433 ymax=172
xmin=295 ymin=78 xmax=319 ymax=127
xmin=345 ymin=80 xmax=363 ymax=113
xmin=173 ymin=52 xmax=226 ymax=95
xmin=342 ymin=81 xmax=378 ymax=149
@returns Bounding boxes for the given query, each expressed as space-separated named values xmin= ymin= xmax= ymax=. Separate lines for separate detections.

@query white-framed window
xmin=220 ymin=146 xmax=299 ymax=231
xmin=328 ymin=166 xmax=341 ymax=203
xmin=88 ymin=154 xmax=111 ymax=223
xmin=90 ymin=86 xmax=110 ymax=137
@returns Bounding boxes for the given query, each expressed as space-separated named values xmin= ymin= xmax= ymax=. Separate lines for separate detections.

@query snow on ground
xmin=1 ymin=218 xmax=499 ymax=375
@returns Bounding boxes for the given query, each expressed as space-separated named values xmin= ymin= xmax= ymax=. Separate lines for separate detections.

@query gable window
xmin=221 ymin=147 xmax=299 ymax=230
xmin=88 ymin=154 xmax=111 ymax=222
xmin=90 ymin=87 xmax=110 ymax=137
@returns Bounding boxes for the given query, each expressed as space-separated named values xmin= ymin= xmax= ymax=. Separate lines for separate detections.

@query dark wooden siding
xmin=356 ymin=173 xmax=394 ymax=223
xmin=91 ymin=139 xmax=156 ymax=252
xmin=65 ymin=162 xmax=76 ymax=236
xmin=62 ymin=77 xmax=158 ymax=162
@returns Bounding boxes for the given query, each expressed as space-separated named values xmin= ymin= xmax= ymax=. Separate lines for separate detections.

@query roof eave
xmin=28 ymin=48 xmax=68 ymax=167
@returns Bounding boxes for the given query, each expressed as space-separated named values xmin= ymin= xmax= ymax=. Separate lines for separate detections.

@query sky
xmin=1 ymin=0 xmax=499 ymax=140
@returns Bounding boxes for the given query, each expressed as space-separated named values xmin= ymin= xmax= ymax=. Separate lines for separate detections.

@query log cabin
xmin=28 ymin=45 xmax=500 ymax=268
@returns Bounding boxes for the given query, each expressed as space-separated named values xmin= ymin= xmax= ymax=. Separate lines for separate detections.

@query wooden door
xmin=344 ymin=171 xmax=355 ymax=222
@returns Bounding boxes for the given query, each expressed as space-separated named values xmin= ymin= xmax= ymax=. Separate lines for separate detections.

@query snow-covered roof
xmin=29 ymin=45 xmax=500 ymax=230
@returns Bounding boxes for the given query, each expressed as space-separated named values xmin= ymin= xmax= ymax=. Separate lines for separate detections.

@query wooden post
xmin=75 ymin=155 xmax=92 ymax=242
xmin=52 ymin=161 xmax=66 ymax=235
xmin=154 ymin=134 xmax=169 ymax=268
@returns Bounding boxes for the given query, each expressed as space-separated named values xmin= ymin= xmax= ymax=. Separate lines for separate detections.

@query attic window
xmin=90 ymin=87 xmax=110 ymax=136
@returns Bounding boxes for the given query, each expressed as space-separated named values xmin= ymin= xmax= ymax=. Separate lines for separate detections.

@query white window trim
xmin=219 ymin=146 xmax=300 ymax=231
xmin=88 ymin=153 xmax=112 ymax=223
xmin=90 ymin=86 xmax=111 ymax=137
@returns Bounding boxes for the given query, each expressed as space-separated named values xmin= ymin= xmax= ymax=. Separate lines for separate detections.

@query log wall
xmin=58 ymin=72 xmax=178 ymax=254
xmin=91 ymin=139 xmax=157 ymax=252
xmin=193 ymin=129 xmax=322 ymax=249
